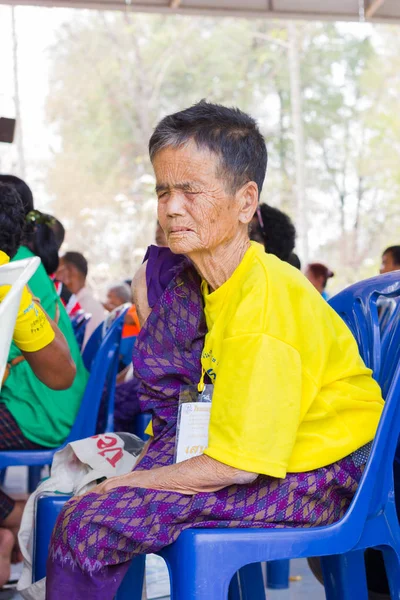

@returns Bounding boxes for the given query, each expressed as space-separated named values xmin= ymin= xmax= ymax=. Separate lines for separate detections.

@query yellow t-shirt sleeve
xmin=2 ymin=284 xmax=55 ymax=352
xmin=204 ymin=333 xmax=302 ymax=479
xmin=0 ymin=251 xmax=54 ymax=351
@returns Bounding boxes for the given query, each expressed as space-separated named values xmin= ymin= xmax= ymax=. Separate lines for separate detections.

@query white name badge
xmin=174 ymin=384 xmax=213 ymax=464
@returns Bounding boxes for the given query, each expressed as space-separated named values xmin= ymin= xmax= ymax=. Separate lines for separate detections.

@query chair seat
xmin=160 ymin=521 xmax=357 ymax=566
xmin=0 ymin=449 xmax=57 ymax=467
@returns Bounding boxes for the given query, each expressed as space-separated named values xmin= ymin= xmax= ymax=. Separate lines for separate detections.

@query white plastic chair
xmin=0 ymin=257 xmax=40 ymax=389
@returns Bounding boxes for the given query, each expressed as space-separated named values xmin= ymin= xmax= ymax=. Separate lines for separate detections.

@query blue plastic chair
xmin=82 ymin=321 xmax=103 ymax=371
xmin=83 ymin=303 xmax=134 ymax=372
xmin=70 ymin=309 xmax=92 ymax=351
xmin=133 ymin=412 xmax=151 ymax=441
xmin=34 ymin=272 xmax=400 ymax=599
xmin=0 ymin=308 xmax=127 ymax=491
xmin=152 ymin=271 xmax=400 ymax=600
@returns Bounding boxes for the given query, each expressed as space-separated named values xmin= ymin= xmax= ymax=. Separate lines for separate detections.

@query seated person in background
xmin=47 ymin=101 xmax=384 ymax=599
xmin=250 ymin=203 xmax=296 ymax=261
xmin=0 ymin=174 xmax=88 ymax=447
xmin=380 ymin=245 xmax=400 ymax=274
xmin=305 ymin=262 xmax=334 ymax=299
xmin=56 ymin=251 xmax=105 ymax=348
xmin=104 ymin=283 xmax=131 ymax=312
xmin=0 ymin=182 xmax=79 ymax=586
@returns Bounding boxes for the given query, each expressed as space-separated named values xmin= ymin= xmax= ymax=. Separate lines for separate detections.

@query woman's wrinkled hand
xmin=73 ymin=472 xmax=139 ymax=500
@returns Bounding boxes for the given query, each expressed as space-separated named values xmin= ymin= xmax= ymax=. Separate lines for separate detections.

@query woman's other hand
xmin=75 ymin=454 xmax=258 ymax=499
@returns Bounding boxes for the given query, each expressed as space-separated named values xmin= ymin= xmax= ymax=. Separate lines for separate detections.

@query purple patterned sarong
xmin=46 ymin=250 xmax=364 ymax=599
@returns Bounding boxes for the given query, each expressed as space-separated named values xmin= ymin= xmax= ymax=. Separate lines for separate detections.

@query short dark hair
xmin=307 ymin=263 xmax=334 ymax=289
xmin=149 ymin=100 xmax=268 ymax=197
xmin=0 ymin=182 xmax=25 ymax=259
xmin=50 ymin=217 xmax=65 ymax=250
xmin=63 ymin=251 xmax=88 ymax=278
xmin=0 ymin=174 xmax=34 ymax=214
xmin=383 ymin=246 xmax=400 ymax=266
xmin=251 ymin=204 xmax=296 ymax=261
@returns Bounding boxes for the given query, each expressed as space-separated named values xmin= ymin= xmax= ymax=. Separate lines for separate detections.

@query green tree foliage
xmin=45 ymin=14 xmax=399 ymax=290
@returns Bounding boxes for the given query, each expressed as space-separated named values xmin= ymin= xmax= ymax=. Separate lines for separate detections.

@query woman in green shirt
xmin=0 ymin=175 xmax=88 ymax=582
xmin=0 ymin=175 xmax=88 ymax=449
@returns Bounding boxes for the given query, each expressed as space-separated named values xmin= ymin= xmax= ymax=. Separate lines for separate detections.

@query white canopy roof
xmin=1 ymin=0 xmax=399 ymax=23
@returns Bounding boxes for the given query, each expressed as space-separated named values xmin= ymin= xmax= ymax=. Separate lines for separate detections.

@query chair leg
xmin=228 ymin=573 xmax=241 ymax=600
xmin=0 ymin=469 xmax=6 ymax=486
xmin=238 ymin=563 xmax=266 ymax=600
xmin=267 ymin=559 xmax=290 ymax=589
xmin=321 ymin=551 xmax=369 ymax=600
xmin=163 ymin=548 xmax=233 ymax=600
xmin=381 ymin=545 xmax=400 ymax=599
xmin=115 ymin=555 xmax=145 ymax=600
xmin=28 ymin=466 xmax=43 ymax=493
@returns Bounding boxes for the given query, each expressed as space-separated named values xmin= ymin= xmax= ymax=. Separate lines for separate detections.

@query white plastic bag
xmin=17 ymin=432 xmax=143 ymax=600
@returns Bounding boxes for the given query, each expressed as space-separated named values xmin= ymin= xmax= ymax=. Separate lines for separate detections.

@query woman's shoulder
xmin=144 ymin=245 xmax=188 ymax=308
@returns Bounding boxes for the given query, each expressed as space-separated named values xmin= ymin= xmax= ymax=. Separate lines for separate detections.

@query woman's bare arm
xmin=21 ymin=310 xmax=76 ymax=390
xmin=93 ymin=454 xmax=257 ymax=496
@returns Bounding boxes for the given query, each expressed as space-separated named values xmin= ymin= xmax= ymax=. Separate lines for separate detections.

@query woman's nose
xmin=166 ymin=191 xmax=186 ymax=217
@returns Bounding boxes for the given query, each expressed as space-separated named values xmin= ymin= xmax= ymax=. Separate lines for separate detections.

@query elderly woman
xmin=46 ymin=102 xmax=383 ymax=599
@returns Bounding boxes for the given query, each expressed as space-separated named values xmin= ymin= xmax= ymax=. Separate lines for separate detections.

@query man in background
xmin=56 ymin=251 xmax=105 ymax=348
xmin=104 ymin=283 xmax=131 ymax=312
xmin=380 ymin=246 xmax=400 ymax=274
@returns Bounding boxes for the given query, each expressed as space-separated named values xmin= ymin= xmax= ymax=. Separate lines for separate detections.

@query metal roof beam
xmin=366 ymin=0 xmax=386 ymax=19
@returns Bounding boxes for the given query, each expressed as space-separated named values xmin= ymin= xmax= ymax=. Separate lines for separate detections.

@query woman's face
xmin=153 ymin=142 xmax=255 ymax=256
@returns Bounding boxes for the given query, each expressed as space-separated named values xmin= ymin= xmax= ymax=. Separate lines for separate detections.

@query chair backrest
xmin=71 ymin=310 xmax=92 ymax=351
xmin=378 ymin=296 xmax=399 ymax=333
xmin=82 ymin=321 xmax=103 ymax=371
xmin=0 ymin=257 xmax=40 ymax=388
xmin=328 ymin=271 xmax=400 ymax=529
xmin=82 ymin=303 xmax=132 ymax=372
xmin=65 ymin=307 xmax=128 ymax=440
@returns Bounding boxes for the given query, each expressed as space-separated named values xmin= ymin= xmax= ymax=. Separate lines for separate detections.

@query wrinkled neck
xmin=188 ymin=235 xmax=250 ymax=291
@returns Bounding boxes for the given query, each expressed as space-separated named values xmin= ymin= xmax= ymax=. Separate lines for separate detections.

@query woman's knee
xmin=51 ymin=495 xmax=101 ymax=567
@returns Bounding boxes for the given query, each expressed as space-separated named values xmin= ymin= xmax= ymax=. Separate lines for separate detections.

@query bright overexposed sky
xmin=0 ymin=6 xmax=377 ymax=264
xmin=0 ymin=5 xmax=73 ymax=207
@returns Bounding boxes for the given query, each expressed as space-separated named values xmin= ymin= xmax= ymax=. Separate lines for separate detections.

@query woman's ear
xmin=237 ymin=181 xmax=259 ymax=225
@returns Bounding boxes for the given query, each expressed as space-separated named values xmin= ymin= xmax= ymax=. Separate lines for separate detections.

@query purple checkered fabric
xmin=46 ymin=251 xmax=365 ymax=600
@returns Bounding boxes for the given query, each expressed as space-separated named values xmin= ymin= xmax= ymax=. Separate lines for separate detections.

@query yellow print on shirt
xmin=202 ymin=349 xmax=218 ymax=382
xmin=30 ymin=310 xmax=48 ymax=337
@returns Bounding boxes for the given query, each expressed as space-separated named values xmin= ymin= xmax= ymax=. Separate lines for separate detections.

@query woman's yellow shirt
xmin=201 ymin=243 xmax=384 ymax=478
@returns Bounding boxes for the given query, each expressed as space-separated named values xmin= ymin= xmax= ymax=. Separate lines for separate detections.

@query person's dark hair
xmin=251 ymin=204 xmax=296 ymax=261
xmin=51 ymin=217 xmax=65 ymax=250
xmin=21 ymin=210 xmax=59 ymax=275
xmin=149 ymin=100 xmax=268 ymax=197
xmin=383 ymin=246 xmax=400 ymax=266
xmin=63 ymin=251 xmax=88 ymax=278
xmin=287 ymin=252 xmax=301 ymax=270
xmin=307 ymin=263 xmax=334 ymax=289
xmin=0 ymin=174 xmax=34 ymax=214
xmin=0 ymin=175 xmax=59 ymax=274
xmin=0 ymin=182 xmax=26 ymax=259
